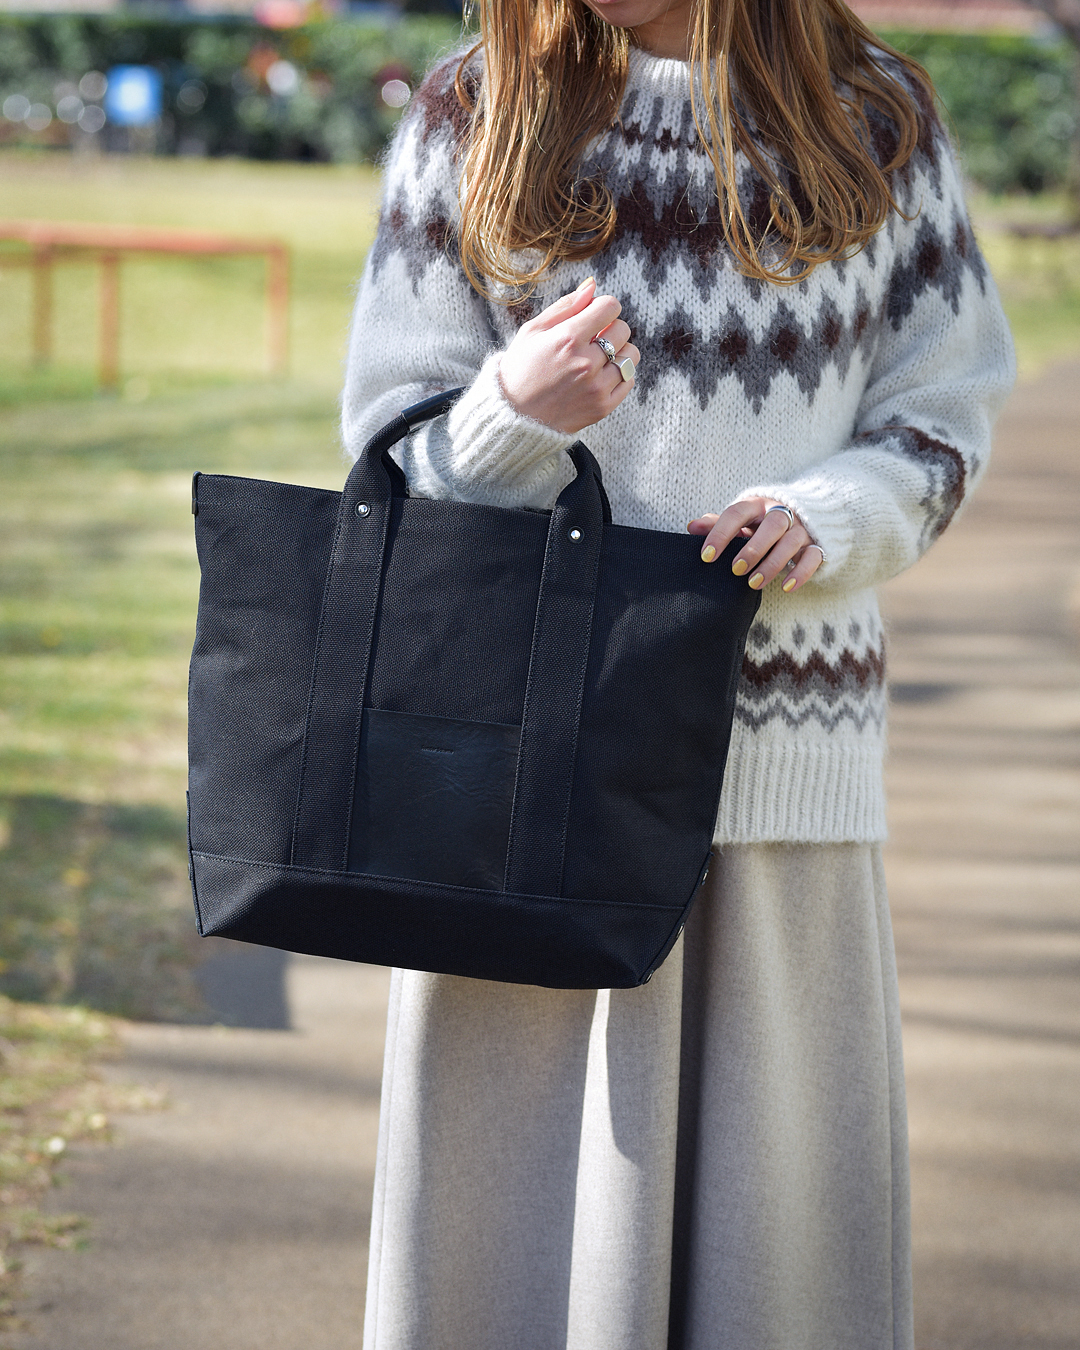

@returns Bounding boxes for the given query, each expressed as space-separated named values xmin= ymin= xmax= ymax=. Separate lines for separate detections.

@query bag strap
xmin=290 ymin=388 xmax=464 ymax=870
xmin=502 ymin=441 xmax=606 ymax=897
xmin=290 ymin=389 xmax=610 ymax=892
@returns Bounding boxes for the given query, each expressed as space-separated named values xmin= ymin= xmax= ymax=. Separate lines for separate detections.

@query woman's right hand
xmin=498 ymin=277 xmax=639 ymax=434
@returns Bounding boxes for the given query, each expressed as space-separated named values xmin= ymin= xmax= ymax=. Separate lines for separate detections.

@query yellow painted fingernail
xmin=782 ymin=576 xmax=797 ymax=593
xmin=701 ymin=545 xmax=716 ymax=563
xmin=748 ymin=572 xmax=764 ymax=589
xmin=731 ymin=558 xmax=749 ymax=576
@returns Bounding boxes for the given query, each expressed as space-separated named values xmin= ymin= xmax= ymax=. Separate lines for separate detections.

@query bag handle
xmin=342 ymin=386 xmax=612 ymax=523
xmin=290 ymin=388 xmax=610 ymax=882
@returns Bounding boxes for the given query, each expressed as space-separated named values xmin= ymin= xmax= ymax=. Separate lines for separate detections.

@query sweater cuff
xmin=440 ymin=351 xmax=572 ymax=505
xmin=734 ymin=476 xmax=859 ymax=580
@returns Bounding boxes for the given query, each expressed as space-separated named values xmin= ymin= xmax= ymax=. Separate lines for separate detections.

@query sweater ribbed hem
xmin=714 ymin=736 xmax=887 ymax=844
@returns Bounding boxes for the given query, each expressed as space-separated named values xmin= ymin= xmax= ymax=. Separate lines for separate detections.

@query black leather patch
xmin=347 ymin=709 xmax=520 ymax=889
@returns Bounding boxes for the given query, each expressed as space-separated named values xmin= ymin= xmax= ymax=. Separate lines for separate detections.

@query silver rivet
xmin=568 ymin=527 xmax=582 ymax=542
xmin=356 ymin=502 xmax=370 ymax=517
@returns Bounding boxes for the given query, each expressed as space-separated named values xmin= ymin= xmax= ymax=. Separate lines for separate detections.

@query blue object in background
xmin=104 ymin=66 xmax=162 ymax=127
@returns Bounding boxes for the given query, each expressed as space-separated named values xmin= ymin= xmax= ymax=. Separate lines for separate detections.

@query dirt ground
xmin=7 ymin=362 xmax=1079 ymax=1350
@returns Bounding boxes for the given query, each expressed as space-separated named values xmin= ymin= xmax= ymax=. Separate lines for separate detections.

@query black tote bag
xmin=187 ymin=389 xmax=759 ymax=989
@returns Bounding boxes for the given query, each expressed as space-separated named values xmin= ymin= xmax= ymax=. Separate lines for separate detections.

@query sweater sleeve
xmin=340 ymin=57 xmax=571 ymax=508
xmin=735 ymin=122 xmax=1016 ymax=592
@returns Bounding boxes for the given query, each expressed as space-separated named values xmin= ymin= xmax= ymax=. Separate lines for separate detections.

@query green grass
xmin=0 ymin=151 xmax=380 ymax=389
xmin=0 ymin=154 xmax=372 ymax=1016
xmin=0 ymin=153 xmax=1079 ymax=1020
xmin=0 ymin=378 xmax=345 ymax=1017
xmin=969 ymin=190 xmax=1080 ymax=378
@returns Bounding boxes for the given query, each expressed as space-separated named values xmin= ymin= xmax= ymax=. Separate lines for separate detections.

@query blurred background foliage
xmin=1 ymin=12 xmax=1079 ymax=1021
xmin=0 ymin=14 xmax=1074 ymax=191
xmin=0 ymin=13 xmax=462 ymax=162
xmin=883 ymin=29 xmax=1078 ymax=195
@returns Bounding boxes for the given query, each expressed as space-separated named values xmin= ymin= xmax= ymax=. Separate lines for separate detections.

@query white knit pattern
xmin=341 ymin=46 xmax=1015 ymax=844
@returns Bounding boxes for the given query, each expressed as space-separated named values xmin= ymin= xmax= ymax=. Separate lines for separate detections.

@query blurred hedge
xmin=0 ymin=17 xmax=1076 ymax=187
xmin=0 ymin=13 xmax=463 ymax=162
xmin=883 ymin=30 xmax=1077 ymax=195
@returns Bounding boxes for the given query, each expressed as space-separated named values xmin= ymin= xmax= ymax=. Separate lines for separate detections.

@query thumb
xmin=530 ymin=276 xmax=596 ymax=329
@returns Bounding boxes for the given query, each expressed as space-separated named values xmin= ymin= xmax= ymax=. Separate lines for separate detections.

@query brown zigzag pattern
xmin=368 ymin=187 xmax=460 ymax=285
xmin=856 ymin=425 xmax=968 ymax=544
xmin=373 ymin=54 xmax=983 ymax=416
xmin=622 ymin=290 xmax=875 ymax=410
xmin=885 ymin=214 xmax=986 ymax=326
xmin=412 ymin=54 xmax=473 ymax=152
xmin=372 ymin=197 xmax=977 ymax=413
xmin=736 ymin=645 xmax=887 ymax=731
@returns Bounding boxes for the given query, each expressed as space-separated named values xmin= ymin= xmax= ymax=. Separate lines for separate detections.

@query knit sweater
xmin=341 ymin=46 xmax=1015 ymax=845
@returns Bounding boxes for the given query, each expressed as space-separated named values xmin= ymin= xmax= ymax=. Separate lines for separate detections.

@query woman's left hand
xmin=688 ymin=498 xmax=824 ymax=593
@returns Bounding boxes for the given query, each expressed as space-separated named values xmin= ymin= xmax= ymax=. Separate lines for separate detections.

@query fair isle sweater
xmin=341 ymin=46 xmax=1015 ymax=845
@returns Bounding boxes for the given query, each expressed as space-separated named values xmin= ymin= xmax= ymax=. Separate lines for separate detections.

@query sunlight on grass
xmin=969 ymin=192 xmax=1080 ymax=378
xmin=0 ymin=152 xmax=380 ymax=389
xmin=0 ymin=375 xmax=345 ymax=1018
xmin=1 ymin=379 xmax=346 ymax=810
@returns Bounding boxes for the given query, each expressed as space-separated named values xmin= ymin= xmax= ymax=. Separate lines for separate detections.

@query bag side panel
xmin=562 ymin=530 xmax=759 ymax=907
xmin=190 ymin=851 xmax=687 ymax=989
xmin=188 ymin=475 xmax=338 ymax=865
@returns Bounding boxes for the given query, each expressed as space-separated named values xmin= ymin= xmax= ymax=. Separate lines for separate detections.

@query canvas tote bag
xmin=187 ymin=389 xmax=759 ymax=989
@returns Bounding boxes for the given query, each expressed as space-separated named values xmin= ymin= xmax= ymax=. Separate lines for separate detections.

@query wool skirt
xmin=362 ymin=843 xmax=913 ymax=1350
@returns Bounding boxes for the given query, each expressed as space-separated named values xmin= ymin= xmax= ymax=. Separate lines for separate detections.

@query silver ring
xmin=765 ymin=504 xmax=794 ymax=529
xmin=593 ymin=334 xmax=636 ymax=383
xmin=807 ymin=542 xmax=827 ymax=566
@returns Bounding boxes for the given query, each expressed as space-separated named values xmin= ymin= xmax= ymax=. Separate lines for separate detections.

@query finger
xmin=781 ymin=544 xmax=825 ymax=594
xmin=744 ymin=525 xmax=811 ymax=590
xmin=697 ymin=501 xmax=770 ymax=562
xmin=564 ymin=293 xmax=622 ymax=340
xmin=731 ymin=515 xmax=801 ymax=578
xmin=529 ymin=276 xmax=596 ymax=330
xmin=602 ymin=341 xmax=640 ymax=390
xmin=596 ymin=318 xmax=631 ymax=351
xmin=687 ymin=513 xmax=721 ymax=536
xmin=615 ymin=341 xmax=640 ymax=371
xmin=602 ymin=365 xmax=637 ymax=413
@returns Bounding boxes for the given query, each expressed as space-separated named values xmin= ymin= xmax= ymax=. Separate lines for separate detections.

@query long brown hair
xmin=454 ymin=0 xmax=934 ymax=291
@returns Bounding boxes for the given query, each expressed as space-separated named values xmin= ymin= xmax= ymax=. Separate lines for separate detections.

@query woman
xmin=342 ymin=0 xmax=1014 ymax=1342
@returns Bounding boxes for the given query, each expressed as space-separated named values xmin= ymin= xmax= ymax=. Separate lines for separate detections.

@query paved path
xmin=9 ymin=364 xmax=1080 ymax=1350
xmin=881 ymin=363 xmax=1080 ymax=1350
xmin=8 ymin=955 xmax=391 ymax=1350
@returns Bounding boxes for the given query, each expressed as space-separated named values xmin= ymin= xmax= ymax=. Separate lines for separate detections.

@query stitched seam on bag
xmin=287 ymin=501 xmax=346 ymax=868
xmin=186 ymin=792 xmax=205 ymax=934
xmin=189 ymin=851 xmax=683 ymax=910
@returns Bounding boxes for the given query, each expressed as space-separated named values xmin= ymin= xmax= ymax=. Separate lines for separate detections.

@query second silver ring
xmin=593 ymin=334 xmax=636 ymax=384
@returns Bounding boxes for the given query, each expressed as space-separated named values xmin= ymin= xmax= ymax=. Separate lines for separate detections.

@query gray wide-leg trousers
xmin=363 ymin=843 xmax=913 ymax=1350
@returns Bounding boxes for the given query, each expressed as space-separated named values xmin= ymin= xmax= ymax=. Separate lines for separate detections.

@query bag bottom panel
xmin=189 ymin=851 xmax=693 ymax=990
